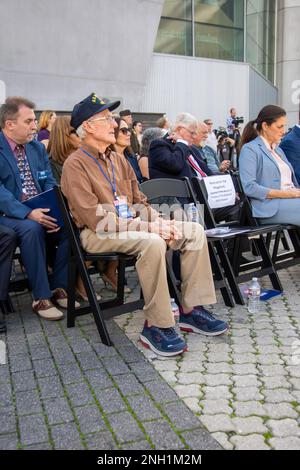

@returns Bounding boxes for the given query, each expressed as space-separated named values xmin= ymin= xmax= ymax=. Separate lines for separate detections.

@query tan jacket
xmin=61 ymin=143 xmax=158 ymax=232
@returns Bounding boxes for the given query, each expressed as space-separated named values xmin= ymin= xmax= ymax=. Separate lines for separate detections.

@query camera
xmin=232 ymin=116 xmax=244 ymax=127
xmin=215 ymin=127 xmax=228 ymax=140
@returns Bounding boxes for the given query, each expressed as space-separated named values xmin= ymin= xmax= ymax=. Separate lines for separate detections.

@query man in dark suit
xmin=0 ymin=97 xmax=73 ymax=321
xmin=280 ymin=119 xmax=300 ymax=185
xmin=0 ymin=225 xmax=17 ymax=333
xmin=149 ymin=115 xmax=240 ymax=222
xmin=149 ymin=117 xmax=248 ymax=259
xmin=149 ymin=114 xmax=195 ymax=181
xmin=149 ymin=112 xmax=214 ymax=181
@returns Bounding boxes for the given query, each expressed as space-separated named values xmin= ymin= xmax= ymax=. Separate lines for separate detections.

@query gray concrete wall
xmin=140 ymin=53 xmax=277 ymax=129
xmin=277 ymin=0 xmax=300 ymax=126
xmin=0 ymin=0 xmax=164 ymax=110
xmin=139 ymin=53 xmax=250 ymax=127
xmin=249 ymin=65 xmax=278 ymax=119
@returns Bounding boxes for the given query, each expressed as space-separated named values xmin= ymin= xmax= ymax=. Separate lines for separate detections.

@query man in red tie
xmin=149 ymin=113 xmax=215 ymax=181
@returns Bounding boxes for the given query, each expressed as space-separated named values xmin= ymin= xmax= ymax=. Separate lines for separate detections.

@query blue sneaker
xmin=140 ymin=322 xmax=187 ymax=357
xmin=179 ymin=307 xmax=228 ymax=336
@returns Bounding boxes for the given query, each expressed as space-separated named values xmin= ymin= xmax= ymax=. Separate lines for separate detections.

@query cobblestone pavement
xmin=0 ymin=273 xmax=220 ymax=451
xmin=2 ymin=266 xmax=300 ymax=450
xmin=115 ymin=266 xmax=300 ymax=450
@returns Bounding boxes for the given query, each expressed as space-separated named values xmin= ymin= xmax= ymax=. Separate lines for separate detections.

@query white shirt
xmin=176 ymin=139 xmax=189 ymax=146
xmin=261 ymin=136 xmax=295 ymax=190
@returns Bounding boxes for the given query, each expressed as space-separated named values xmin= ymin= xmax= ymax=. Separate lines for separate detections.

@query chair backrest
xmin=54 ymin=185 xmax=84 ymax=256
xmin=191 ymin=177 xmax=223 ymax=228
xmin=140 ymin=177 xmax=203 ymax=222
xmin=233 ymin=177 xmax=261 ymax=227
xmin=192 ymin=176 xmax=247 ymax=229
xmin=140 ymin=177 xmax=195 ymax=201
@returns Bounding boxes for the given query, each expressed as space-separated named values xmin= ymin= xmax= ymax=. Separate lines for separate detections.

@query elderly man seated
xmin=61 ymin=94 xmax=228 ymax=357
xmin=193 ymin=122 xmax=231 ymax=174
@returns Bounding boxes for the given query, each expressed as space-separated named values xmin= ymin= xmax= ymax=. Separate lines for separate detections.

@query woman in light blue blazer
xmin=239 ymin=105 xmax=300 ymax=226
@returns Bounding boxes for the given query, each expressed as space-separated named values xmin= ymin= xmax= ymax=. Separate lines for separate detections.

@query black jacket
xmin=149 ymin=137 xmax=194 ymax=180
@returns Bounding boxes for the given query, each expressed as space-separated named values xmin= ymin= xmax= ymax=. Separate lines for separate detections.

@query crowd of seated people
xmin=1 ymin=93 xmax=300 ymax=358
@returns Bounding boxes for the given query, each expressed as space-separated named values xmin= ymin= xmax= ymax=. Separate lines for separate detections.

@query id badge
xmin=114 ymin=196 xmax=133 ymax=219
xmin=37 ymin=170 xmax=48 ymax=181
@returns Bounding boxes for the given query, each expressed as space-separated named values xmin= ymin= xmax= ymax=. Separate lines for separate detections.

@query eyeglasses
xmin=119 ymin=127 xmax=131 ymax=135
xmin=181 ymin=127 xmax=197 ymax=138
xmin=88 ymin=115 xmax=116 ymax=124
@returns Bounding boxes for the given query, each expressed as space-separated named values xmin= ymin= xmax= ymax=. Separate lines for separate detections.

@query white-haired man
xmin=149 ymin=113 xmax=201 ymax=180
xmin=61 ymin=96 xmax=228 ymax=358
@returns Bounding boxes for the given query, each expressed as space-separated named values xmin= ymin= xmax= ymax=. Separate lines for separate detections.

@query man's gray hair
xmin=76 ymin=123 xmax=87 ymax=140
xmin=174 ymin=112 xmax=197 ymax=129
xmin=141 ymin=127 xmax=165 ymax=156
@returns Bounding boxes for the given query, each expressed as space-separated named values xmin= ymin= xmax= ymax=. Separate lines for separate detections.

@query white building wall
xmin=249 ymin=67 xmax=278 ymax=119
xmin=140 ymin=53 xmax=277 ymax=128
xmin=277 ymin=0 xmax=300 ymax=127
xmin=0 ymin=0 xmax=164 ymax=110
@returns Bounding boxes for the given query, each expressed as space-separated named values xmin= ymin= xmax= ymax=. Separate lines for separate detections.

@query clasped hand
xmin=149 ymin=219 xmax=182 ymax=242
xmin=27 ymin=208 xmax=60 ymax=233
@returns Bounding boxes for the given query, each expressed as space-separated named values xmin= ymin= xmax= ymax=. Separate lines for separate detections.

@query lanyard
xmin=81 ymin=148 xmax=117 ymax=198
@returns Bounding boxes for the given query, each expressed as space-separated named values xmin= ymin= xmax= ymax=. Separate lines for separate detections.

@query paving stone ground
xmin=0 ymin=272 xmax=220 ymax=450
xmin=1 ymin=266 xmax=300 ymax=450
xmin=115 ymin=266 xmax=300 ymax=451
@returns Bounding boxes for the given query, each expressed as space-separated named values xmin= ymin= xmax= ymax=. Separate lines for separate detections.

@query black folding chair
xmin=230 ymin=175 xmax=300 ymax=271
xmin=192 ymin=176 xmax=283 ymax=304
xmin=241 ymin=194 xmax=300 ymax=271
xmin=139 ymin=177 xmax=235 ymax=308
xmin=55 ymin=186 xmax=144 ymax=346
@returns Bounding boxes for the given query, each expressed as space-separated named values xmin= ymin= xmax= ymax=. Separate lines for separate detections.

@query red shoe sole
xmin=139 ymin=339 xmax=187 ymax=356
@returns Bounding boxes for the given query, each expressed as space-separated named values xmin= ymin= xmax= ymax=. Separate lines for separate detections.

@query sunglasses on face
xmin=119 ymin=127 xmax=131 ymax=135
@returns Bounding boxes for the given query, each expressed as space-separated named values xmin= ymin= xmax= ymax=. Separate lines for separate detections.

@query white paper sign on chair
xmin=203 ymin=174 xmax=236 ymax=209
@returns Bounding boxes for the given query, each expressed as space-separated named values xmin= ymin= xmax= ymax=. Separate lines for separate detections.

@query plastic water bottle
xmin=170 ymin=298 xmax=180 ymax=324
xmin=232 ymin=147 xmax=238 ymax=170
xmin=248 ymin=277 xmax=261 ymax=314
xmin=187 ymin=203 xmax=197 ymax=222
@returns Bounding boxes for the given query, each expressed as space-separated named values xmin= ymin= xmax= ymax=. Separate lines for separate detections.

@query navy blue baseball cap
xmin=70 ymin=93 xmax=120 ymax=129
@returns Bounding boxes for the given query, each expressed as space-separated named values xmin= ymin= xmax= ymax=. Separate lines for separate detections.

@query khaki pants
xmin=80 ymin=221 xmax=216 ymax=328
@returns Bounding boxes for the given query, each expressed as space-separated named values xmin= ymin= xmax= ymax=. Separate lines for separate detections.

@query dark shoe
xmin=139 ymin=321 xmax=187 ymax=357
xmin=52 ymin=288 xmax=80 ymax=309
xmin=179 ymin=307 xmax=228 ymax=336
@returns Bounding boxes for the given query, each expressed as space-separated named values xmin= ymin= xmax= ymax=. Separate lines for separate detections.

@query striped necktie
xmin=187 ymin=155 xmax=207 ymax=178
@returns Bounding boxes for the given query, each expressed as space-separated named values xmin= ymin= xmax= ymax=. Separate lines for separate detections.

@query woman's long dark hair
xmin=240 ymin=104 xmax=286 ymax=150
xmin=110 ymin=116 xmax=134 ymax=155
